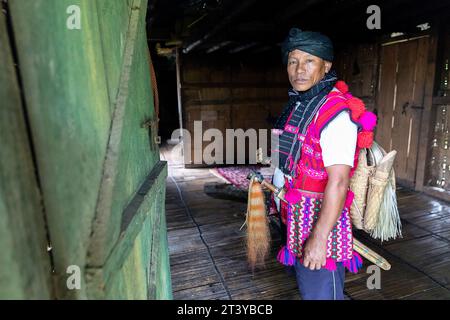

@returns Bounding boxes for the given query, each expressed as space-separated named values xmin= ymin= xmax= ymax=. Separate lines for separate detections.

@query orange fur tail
xmin=246 ymin=179 xmax=271 ymax=270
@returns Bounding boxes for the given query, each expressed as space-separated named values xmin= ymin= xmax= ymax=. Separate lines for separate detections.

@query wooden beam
xmin=182 ymin=0 xmax=258 ymax=53
xmin=176 ymin=47 xmax=184 ymax=137
xmin=206 ymin=41 xmax=233 ymax=54
xmin=229 ymin=42 xmax=259 ymax=54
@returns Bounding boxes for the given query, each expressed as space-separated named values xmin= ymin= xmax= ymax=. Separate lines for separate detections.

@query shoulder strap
xmin=313 ymin=94 xmax=349 ymax=137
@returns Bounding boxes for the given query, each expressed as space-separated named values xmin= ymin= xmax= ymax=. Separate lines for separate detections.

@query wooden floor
xmin=161 ymin=145 xmax=450 ymax=300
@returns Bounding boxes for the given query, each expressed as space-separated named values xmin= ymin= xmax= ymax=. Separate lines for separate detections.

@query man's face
xmin=287 ymin=49 xmax=332 ymax=91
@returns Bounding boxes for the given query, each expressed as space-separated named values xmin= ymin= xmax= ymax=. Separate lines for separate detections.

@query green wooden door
xmin=0 ymin=9 xmax=53 ymax=300
xmin=1 ymin=0 xmax=171 ymax=299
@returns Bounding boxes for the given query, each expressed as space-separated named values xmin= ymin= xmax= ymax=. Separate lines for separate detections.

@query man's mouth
xmin=294 ymin=79 xmax=309 ymax=84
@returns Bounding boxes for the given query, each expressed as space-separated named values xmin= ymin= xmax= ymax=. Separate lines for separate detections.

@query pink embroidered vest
xmin=276 ymin=81 xmax=376 ymax=273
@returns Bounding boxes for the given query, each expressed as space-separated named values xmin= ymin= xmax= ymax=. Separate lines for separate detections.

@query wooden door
xmin=0 ymin=9 xmax=53 ymax=300
xmin=375 ymin=36 xmax=430 ymax=187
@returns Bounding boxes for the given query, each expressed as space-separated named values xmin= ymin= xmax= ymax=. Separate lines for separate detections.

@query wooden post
xmin=415 ymin=31 xmax=439 ymax=191
xmin=175 ymin=47 xmax=184 ymax=140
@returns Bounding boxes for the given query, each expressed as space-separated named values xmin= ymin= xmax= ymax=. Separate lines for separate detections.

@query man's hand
xmin=302 ymin=233 xmax=328 ymax=270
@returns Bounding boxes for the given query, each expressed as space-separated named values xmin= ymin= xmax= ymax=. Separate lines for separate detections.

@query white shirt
xmin=320 ymin=110 xmax=358 ymax=168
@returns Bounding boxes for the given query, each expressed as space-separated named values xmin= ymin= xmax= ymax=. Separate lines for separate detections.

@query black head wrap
xmin=281 ymin=28 xmax=334 ymax=64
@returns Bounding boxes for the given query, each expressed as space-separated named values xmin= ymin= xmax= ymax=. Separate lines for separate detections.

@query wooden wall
xmin=180 ymin=53 xmax=288 ymax=166
xmin=334 ymin=43 xmax=379 ymax=111
xmin=424 ymin=22 xmax=450 ymax=198
xmin=1 ymin=0 xmax=171 ymax=299
xmin=179 ymin=46 xmax=380 ymax=167
xmin=334 ymin=36 xmax=440 ymax=194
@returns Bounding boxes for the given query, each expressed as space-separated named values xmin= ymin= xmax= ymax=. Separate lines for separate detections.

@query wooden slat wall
xmin=334 ymin=35 xmax=440 ymax=192
xmin=422 ymin=24 xmax=450 ymax=195
xmin=7 ymin=0 xmax=171 ymax=299
xmin=0 ymin=10 xmax=53 ymax=300
xmin=181 ymin=55 xmax=288 ymax=166
xmin=334 ymin=43 xmax=379 ymax=111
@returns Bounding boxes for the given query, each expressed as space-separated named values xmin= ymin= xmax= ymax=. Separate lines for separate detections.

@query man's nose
xmin=296 ymin=62 xmax=306 ymax=74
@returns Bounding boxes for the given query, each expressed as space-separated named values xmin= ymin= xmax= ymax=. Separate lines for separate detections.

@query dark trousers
xmin=294 ymin=259 xmax=346 ymax=300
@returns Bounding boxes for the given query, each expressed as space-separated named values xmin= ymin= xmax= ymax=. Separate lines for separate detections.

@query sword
xmin=247 ymin=171 xmax=391 ymax=271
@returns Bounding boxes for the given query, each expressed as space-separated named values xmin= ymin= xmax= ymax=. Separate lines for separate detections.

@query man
xmin=272 ymin=28 xmax=373 ymax=300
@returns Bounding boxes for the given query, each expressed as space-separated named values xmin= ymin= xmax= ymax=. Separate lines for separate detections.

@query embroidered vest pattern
xmin=276 ymin=81 xmax=376 ymax=273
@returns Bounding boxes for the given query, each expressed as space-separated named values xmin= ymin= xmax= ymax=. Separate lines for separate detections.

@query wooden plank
xmin=391 ymin=40 xmax=418 ymax=181
xmin=0 ymin=10 xmax=52 ymax=299
xmin=88 ymin=161 xmax=168 ymax=298
xmin=88 ymin=0 xmax=157 ymax=267
xmin=96 ymin=0 xmax=131 ymax=108
xmin=375 ymin=44 xmax=398 ymax=151
xmin=415 ymin=33 xmax=439 ymax=191
xmin=9 ymin=0 xmax=113 ymax=299
xmin=405 ymin=37 xmax=429 ymax=183
xmin=401 ymin=286 xmax=450 ymax=300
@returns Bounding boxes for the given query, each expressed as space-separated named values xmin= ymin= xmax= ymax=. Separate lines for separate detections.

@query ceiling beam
xmin=182 ymin=0 xmax=259 ymax=53
xmin=228 ymin=42 xmax=259 ymax=53
xmin=206 ymin=41 xmax=233 ymax=53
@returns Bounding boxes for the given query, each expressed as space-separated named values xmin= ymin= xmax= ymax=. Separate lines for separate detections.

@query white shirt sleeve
xmin=320 ymin=111 xmax=358 ymax=168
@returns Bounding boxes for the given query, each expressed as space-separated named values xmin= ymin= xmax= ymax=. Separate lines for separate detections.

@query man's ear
xmin=324 ymin=61 xmax=332 ymax=73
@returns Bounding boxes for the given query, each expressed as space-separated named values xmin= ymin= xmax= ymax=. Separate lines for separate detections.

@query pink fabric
xmin=284 ymin=189 xmax=303 ymax=203
xmin=325 ymin=258 xmax=337 ymax=271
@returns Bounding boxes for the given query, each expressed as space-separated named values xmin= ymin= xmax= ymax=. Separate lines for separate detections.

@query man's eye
xmin=306 ymin=59 xmax=314 ymax=63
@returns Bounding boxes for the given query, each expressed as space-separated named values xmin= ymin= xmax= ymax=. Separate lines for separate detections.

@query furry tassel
xmin=246 ymin=179 xmax=270 ymax=270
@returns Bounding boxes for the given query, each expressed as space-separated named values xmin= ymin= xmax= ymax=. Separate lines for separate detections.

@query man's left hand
xmin=302 ymin=233 xmax=328 ymax=270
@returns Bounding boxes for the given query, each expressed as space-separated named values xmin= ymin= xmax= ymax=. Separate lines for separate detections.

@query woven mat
xmin=209 ymin=165 xmax=274 ymax=191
